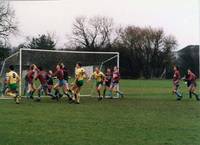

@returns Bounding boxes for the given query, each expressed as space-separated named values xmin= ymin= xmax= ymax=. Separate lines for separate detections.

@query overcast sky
xmin=9 ymin=0 xmax=199 ymax=49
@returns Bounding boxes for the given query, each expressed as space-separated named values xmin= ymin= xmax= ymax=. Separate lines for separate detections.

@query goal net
xmin=0 ymin=48 xmax=119 ymax=97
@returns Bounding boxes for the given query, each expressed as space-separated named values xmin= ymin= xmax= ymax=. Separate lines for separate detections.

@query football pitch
xmin=0 ymin=80 xmax=200 ymax=145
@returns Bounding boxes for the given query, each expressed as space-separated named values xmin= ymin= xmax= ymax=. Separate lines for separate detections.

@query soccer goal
xmin=0 ymin=48 xmax=119 ymax=97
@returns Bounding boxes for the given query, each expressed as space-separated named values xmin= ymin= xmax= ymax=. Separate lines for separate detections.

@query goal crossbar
xmin=20 ymin=48 xmax=119 ymax=55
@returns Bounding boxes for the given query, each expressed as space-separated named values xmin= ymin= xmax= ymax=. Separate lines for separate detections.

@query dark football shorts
xmin=105 ymin=81 xmax=111 ymax=87
xmin=189 ymin=81 xmax=197 ymax=88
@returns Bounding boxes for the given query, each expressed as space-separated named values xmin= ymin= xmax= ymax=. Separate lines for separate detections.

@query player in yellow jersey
xmin=89 ymin=67 xmax=105 ymax=101
xmin=5 ymin=65 xmax=20 ymax=104
xmin=70 ymin=62 xmax=87 ymax=104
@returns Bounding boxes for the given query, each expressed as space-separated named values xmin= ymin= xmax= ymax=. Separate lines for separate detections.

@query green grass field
xmin=0 ymin=80 xmax=200 ymax=145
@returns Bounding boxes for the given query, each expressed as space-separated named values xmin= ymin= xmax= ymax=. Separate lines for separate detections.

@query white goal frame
xmin=1 ymin=48 xmax=120 ymax=97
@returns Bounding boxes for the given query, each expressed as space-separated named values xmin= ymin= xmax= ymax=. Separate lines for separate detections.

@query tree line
xmin=0 ymin=1 xmax=198 ymax=79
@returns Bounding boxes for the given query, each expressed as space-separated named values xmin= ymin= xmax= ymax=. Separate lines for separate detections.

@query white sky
xmin=9 ymin=0 xmax=199 ymax=49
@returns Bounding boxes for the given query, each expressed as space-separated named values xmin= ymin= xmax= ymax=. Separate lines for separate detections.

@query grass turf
xmin=0 ymin=80 xmax=200 ymax=145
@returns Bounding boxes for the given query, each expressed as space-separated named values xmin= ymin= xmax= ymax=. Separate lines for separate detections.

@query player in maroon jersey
xmin=109 ymin=66 xmax=124 ymax=98
xmin=35 ymin=66 xmax=56 ymax=101
xmin=27 ymin=64 xmax=37 ymax=99
xmin=103 ymin=68 xmax=112 ymax=98
xmin=52 ymin=64 xmax=69 ymax=100
xmin=60 ymin=63 xmax=73 ymax=100
xmin=172 ymin=65 xmax=182 ymax=100
xmin=47 ymin=70 xmax=54 ymax=94
xmin=187 ymin=69 xmax=199 ymax=101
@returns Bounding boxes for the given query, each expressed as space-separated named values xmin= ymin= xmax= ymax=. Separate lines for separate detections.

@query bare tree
xmin=0 ymin=1 xmax=17 ymax=43
xmin=70 ymin=16 xmax=113 ymax=50
xmin=114 ymin=26 xmax=177 ymax=78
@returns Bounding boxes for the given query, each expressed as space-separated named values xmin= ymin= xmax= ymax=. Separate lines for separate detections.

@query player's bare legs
xmin=69 ymin=83 xmax=81 ymax=104
xmin=62 ymin=83 xmax=73 ymax=100
xmin=187 ymin=69 xmax=199 ymax=101
xmin=70 ymin=84 xmax=78 ymax=103
xmin=5 ymin=89 xmax=20 ymax=104
xmin=96 ymin=84 xmax=103 ymax=101
xmin=75 ymin=87 xmax=81 ymax=104
xmin=53 ymin=83 xmax=62 ymax=100
xmin=5 ymin=65 xmax=20 ymax=104
xmin=103 ymin=85 xmax=111 ymax=98
xmin=109 ymin=83 xmax=123 ymax=98
xmin=27 ymin=83 xmax=36 ymax=99
xmin=189 ymin=84 xmax=199 ymax=101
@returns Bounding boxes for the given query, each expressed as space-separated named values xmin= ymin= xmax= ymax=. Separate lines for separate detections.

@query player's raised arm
xmin=33 ymin=64 xmax=40 ymax=73
xmin=35 ymin=68 xmax=40 ymax=81
xmin=102 ymin=72 xmax=106 ymax=80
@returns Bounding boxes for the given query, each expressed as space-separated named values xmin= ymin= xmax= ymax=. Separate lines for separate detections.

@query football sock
xmin=55 ymin=90 xmax=59 ymax=97
xmin=192 ymin=92 xmax=199 ymax=100
xmin=15 ymin=91 xmax=19 ymax=96
xmin=117 ymin=91 xmax=122 ymax=95
xmin=28 ymin=91 xmax=34 ymax=99
xmin=68 ymin=89 xmax=72 ymax=93
xmin=30 ymin=90 xmax=35 ymax=98
xmin=77 ymin=93 xmax=80 ymax=103
xmin=175 ymin=91 xmax=182 ymax=98
xmin=23 ymin=89 xmax=26 ymax=96
xmin=103 ymin=89 xmax=106 ymax=97
xmin=108 ymin=91 xmax=113 ymax=97
xmin=38 ymin=90 xmax=41 ymax=98
xmin=64 ymin=92 xmax=70 ymax=98
xmin=48 ymin=93 xmax=55 ymax=98
xmin=97 ymin=90 xmax=101 ymax=97
xmin=74 ymin=93 xmax=79 ymax=103
xmin=189 ymin=91 xmax=192 ymax=98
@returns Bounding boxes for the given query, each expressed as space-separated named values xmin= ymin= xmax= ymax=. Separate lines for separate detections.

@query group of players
xmin=3 ymin=63 xmax=199 ymax=104
xmin=3 ymin=62 xmax=123 ymax=104
xmin=172 ymin=65 xmax=199 ymax=101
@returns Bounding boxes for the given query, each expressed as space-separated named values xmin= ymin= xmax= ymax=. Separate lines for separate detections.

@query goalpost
xmin=1 ymin=48 xmax=119 ymax=97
